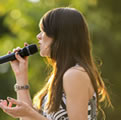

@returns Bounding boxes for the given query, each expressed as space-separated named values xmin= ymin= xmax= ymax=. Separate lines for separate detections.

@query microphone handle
xmin=0 ymin=50 xmax=28 ymax=64
xmin=0 ymin=53 xmax=16 ymax=64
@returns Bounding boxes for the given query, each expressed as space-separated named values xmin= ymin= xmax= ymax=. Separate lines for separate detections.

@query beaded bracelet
xmin=14 ymin=84 xmax=30 ymax=92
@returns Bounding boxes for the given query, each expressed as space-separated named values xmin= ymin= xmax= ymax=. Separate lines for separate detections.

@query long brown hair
xmin=33 ymin=7 xmax=113 ymax=119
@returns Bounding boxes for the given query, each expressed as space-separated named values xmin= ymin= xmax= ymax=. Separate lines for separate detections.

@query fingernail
xmin=7 ymin=97 xmax=11 ymax=100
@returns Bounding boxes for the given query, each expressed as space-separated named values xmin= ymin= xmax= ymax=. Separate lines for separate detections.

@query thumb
xmin=7 ymin=97 xmax=21 ymax=106
xmin=15 ymin=53 xmax=26 ymax=63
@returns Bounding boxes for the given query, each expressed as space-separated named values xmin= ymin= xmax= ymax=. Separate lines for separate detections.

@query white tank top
xmin=40 ymin=92 xmax=97 ymax=120
xmin=40 ymin=64 xmax=97 ymax=120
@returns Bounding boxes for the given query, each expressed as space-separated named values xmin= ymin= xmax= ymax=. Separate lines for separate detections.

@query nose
xmin=36 ymin=33 xmax=41 ymax=40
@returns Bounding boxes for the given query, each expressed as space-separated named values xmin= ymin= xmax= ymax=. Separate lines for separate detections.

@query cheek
xmin=43 ymin=39 xmax=52 ymax=48
xmin=41 ymin=35 xmax=53 ymax=50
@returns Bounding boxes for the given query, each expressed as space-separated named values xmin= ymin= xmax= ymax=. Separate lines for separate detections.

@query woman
xmin=0 ymin=7 xmax=112 ymax=120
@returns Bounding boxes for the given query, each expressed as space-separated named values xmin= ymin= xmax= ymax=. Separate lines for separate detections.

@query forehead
xmin=39 ymin=19 xmax=43 ymax=31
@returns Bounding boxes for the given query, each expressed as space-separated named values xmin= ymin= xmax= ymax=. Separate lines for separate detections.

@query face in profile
xmin=36 ymin=30 xmax=53 ymax=57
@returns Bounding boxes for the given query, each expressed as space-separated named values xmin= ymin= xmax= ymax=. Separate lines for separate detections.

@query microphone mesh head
xmin=28 ymin=44 xmax=38 ymax=55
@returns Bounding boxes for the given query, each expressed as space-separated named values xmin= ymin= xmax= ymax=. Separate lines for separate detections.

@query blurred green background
xmin=0 ymin=0 xmax=121 ymax=120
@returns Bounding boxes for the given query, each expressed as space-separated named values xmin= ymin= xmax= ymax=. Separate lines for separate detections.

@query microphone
xmin=0 ymin=44 xmax=38 ymax=64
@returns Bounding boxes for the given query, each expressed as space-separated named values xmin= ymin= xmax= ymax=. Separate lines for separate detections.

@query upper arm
xmin=63 ymin=68 xmax=90 ymax=120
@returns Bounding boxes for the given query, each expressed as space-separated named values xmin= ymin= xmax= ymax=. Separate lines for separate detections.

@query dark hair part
xmin=33 ymin=7 xmax=113 ymax=119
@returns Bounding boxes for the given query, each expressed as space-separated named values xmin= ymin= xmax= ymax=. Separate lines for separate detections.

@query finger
xmin=0 ymin=99 xmax=3 ymax=102
xmin=8 ymin=51 xmax=12 ymax=54
xmin=0 ymin=102 xmax=18 ymax=116
xmin=13 ymin=49 xmax=20 ymax=53
xmin=16 ymin=47 xmax=21 ymax=52
xmin=8 ymin=102 xmax=13 ymax=107
xmin=13 ymin=48 xmax=21 ymax=53
xmin=15 ymin=53 xmax=25 ymax=63
xmin=16 ymin=47 xmax=21 ymax=49
xmin=3 ymin=100 xmax=7 ymax=106
xmin=0 ymin=103 xmax=8 ymax=111
xmin=0 ymin=100 xmax=7 ymax=106
xmin=0 ymin=103 xmax=5 ymax=109
xmin=7 ymin=97 xmax=21 ymax=106
xmin=24 ymin=56 xmax=28 ymax=61
xmin=24 ymin=42 xmax=29 ymax=47
xmin=7 ymin=51 xmax=16 ymax=65
xmin=12 ymin=48 xmax=16 ymax=53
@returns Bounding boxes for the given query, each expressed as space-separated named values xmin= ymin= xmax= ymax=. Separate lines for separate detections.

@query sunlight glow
xmin=28 ymin=0 xmax=40 ymax=3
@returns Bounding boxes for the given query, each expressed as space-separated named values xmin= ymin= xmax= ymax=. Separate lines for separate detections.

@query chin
xmin=40 ymin=53 xmax=44 ymax=57
xmin=40 ymin=52 xmax=48 ymax=57
xmin=39 ymin=51 xmax=43 ymax=57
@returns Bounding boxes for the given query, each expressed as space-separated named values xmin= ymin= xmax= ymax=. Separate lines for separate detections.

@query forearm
xmin=18 ymin=89 xmax=32 ymax=120
xmin=15 ymin=75 xmax=33 ymax=120
xmin=16 ymin=74 xmax=32 ymax=106
xmin=20 ymin=105 xmax=48 ymax=120
xmin=29 ymin=109 xmax=48 ymax=120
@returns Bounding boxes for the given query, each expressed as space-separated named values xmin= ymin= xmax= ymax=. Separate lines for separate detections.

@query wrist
xmin=14 ymin=84 xmax=30 ymax=92
xmin=29 ymin=108 xmax=44 ymax=120
xmin=15 ymin=69 xmax=28 ymax=76
xmin=16 ymin=75 xmax=28 ymax=85
xmin=16 ymin=80 xmax=29 ymax=85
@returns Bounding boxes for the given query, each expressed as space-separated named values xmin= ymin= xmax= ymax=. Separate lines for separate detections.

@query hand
xmin=0 ymin=97 xmax=34 ymax=119
xmin=9 ymin=43 xmax=29 ymax=76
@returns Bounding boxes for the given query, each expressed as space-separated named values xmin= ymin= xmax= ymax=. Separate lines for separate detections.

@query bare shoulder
xmin=62 ymin=65 xmax=95 ymax=119
xmin=63 ymin=65 xmax=90 ymax=86
xmin=63 ymin=65 xmax=91 ymax=98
